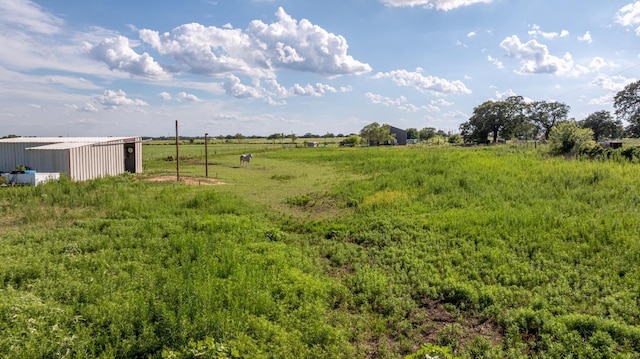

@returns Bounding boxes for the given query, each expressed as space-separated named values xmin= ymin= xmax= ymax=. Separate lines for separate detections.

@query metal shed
xmin=0 ymin=137 xmax=142 ymax=181
xmin=390 ymin=126 xmax=407 ymax=146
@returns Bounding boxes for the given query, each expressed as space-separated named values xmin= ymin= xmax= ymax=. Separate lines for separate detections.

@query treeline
xmin=459 ymin=80 xmax=640 ymax=145
xmin=152 ymin=132 xmax=353 ymax=142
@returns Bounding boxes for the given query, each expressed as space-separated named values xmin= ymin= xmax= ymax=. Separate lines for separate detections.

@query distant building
xmin=390 ymin=126 xmax=407 ymax=146
xmin=0 ymin=137 xmax=142 ymax=181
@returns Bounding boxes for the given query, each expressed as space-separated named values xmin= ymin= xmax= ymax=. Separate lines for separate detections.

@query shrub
xmin=286 ymin=195 xmax=310 ymax=206
xmin=548 ymin=121 xmax=595 ymax=156
xmin=448 ymin=134 xmax=463 ymax=145
xmin=340 ymin=135 xmax=362 ymax=147
xmin=621 ymin=145 xmax=640 ymax=161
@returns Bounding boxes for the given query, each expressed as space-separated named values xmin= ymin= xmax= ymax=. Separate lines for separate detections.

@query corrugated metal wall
xmin=135 ymin=140 xmax=143 ymax=173
xmin=26 ymin=149 xmax=70 ymax=174
xmin=0 ymin=142 xmax=43 ymax=172
xmin=71 ymin=143 xmax=123 ymax=181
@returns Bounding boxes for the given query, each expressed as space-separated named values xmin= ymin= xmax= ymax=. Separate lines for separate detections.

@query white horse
xmin=240 ymin=153 xmax=253 ymax=167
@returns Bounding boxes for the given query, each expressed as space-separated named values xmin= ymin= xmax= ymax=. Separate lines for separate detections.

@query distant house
xmin=0 ymin=137 xmax=142 ymax=181
xmin=390 ymin=126 xmax=407 ymax=146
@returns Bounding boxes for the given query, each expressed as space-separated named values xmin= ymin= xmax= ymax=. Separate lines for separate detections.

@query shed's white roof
xmin=0 ymin=137 xmax=135 ymax=144
xmin=26 ymin=142 xmax=92 ymax=150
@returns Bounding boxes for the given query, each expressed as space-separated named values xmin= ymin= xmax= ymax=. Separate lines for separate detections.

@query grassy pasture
xmin=2 ymin=142 xmax=640 ymax=358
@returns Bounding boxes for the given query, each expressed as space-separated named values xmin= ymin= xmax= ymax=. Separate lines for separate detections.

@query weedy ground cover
xmin=1 ymin=143 xmax=640 ymax=358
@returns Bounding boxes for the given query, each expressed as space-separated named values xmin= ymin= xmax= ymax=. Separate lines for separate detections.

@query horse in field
xmin=240 ymin=153 xmax=253 ymax=167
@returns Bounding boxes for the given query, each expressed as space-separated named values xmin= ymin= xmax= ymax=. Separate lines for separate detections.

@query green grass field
xmin=2 ymin=143 xmax=640 ymax=358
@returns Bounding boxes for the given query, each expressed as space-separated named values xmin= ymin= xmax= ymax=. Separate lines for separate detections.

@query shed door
xmin=124 ymin=143 xmax=136 ymax=173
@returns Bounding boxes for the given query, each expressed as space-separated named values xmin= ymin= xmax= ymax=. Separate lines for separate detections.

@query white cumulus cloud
xmin=527 ymin=24 xmax=569 ymax=40
xmin=578 ymin=31 xmax=593 ymax=44
xmin=223 ymin=75 xmax=262 ymax=98
xmin=591 ymin=75 xmax=636 ymax=92
xmin=292 ymin=83 xmax=338 ymax=97
xmin=95 ymin=89 xmax=148 ymax=108
xmin=500 ymin=35 xmax=577 ymax=75
xmin=87 ymin=36 xmax=167 ymax=78
xmin=372 ymin=68 xmax=471 ymax=95
xmin=379 ymin=0 xmax=495 ymax=11
xmin=487 ymin=55 xmax=504 ymax=69
xmin=366 ymin=92 xmax=441 ymax=112
xmin=136 ymin=7 xmax=371 ymax=79
xmin=176 ymin=92 xmax=201 ymax=102
xmin=617 ymin=2 xmax=640 ymax=35
xmin=81 ymin=103 xmax=98 ymax=112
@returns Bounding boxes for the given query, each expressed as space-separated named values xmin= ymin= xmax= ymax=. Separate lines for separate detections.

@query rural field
xmin=2 ymin=142 xmax=640 ymax=358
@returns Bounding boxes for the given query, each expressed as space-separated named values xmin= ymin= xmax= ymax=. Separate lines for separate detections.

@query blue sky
xmin=1 ymin=0 xmax=639 ymax=137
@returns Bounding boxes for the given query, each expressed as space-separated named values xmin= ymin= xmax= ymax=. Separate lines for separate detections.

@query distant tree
xmin=511 ymin=120 xmax=538 ymax=141
xmin=336 ymin=133 xmax=345 ymax=138
xmin=578 ymin=110 xmax=623 ymax=142
xmin=406 ymin=128 xmax=419 ymax=140
xmin=528 ymin=101 xmax=570 ymax=140
xmin=614 ymin=80 xmax=640 ymax=137
xmin=341 ymin=135 xmax=362 ymax=146
xmin=267 ymin=133 xmax=280 ymax=144
xmin=289 ymin=133 xmax=297 ymax=144
xmin=418 ymin=127 xmax=436 ymax=142
xmin=234 ymin=133 xmax=244 ymax=143
xmin=447 ymin=134 xmax=462 ymax=144
xmin=460 ymin=96 xmax=526 ymax=144
xmin=2 ymin=134 xmax=19 ymax=139
xmin=360 ymin=122 xmax=394 ymax=146
xmin=548 ymin=121 xmax=594 ymax=155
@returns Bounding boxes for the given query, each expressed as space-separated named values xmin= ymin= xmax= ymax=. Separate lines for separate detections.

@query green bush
xmin=548 ymin=121 xmax=595 ymax=156
xmin=621 ymin=145 xmax=640 ymax=161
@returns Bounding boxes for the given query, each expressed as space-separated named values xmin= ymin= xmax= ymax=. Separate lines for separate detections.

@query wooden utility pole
xmin=175 ymin=120 xmax=180 ymax=181
xmin=204 ymin=132 xmax=209 ymax=178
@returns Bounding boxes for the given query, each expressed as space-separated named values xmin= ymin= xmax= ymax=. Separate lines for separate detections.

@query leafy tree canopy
xmin=614 ymin=80 xmax=640 ymax=137
xmin=460 ymin=96 xmax=527 ymax=144
xmin=360 ymin=122 xmax=394 ymax=146
xmin=406 ymin=128 xmax=419 ymax=140
xmin=578 ymin=110 xmax=623 ymax=142
xmin=419 ymin=127 xmax=437 ymax=142
xmin=528 ymin=101 xmax=570 ymax=140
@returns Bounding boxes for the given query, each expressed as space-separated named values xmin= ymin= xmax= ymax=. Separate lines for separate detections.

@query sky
xmin=1 ymin=0 xmax=640 ymax=137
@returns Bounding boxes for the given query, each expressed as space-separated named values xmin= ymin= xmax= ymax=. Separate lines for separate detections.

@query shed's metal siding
xmin=135 ymin=140 xmax=143 ymax=173
xmin=69 ymin=142 xmax=125 ymax=181
xmin=0 ymin=142 xmax=48 ymax=172
xmin=26 ymin=149 xmax=70 ymax=174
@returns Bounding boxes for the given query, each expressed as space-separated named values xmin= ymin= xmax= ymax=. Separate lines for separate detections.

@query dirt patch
xmin=405 ymin=299 xmax=504 ymax=355
xmin=142 ymin=175 xmax=225 ymax=186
